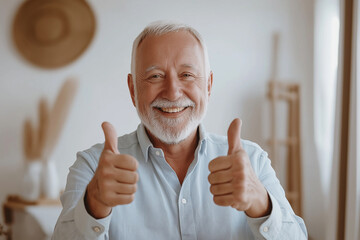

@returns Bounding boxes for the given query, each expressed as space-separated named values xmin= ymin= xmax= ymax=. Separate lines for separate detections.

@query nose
xmin=162 ymin=72 xmax=183 ymax=101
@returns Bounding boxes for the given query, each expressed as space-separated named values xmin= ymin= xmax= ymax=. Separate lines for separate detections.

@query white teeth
xmin=160 ymin=107 xmax=185 ymax=113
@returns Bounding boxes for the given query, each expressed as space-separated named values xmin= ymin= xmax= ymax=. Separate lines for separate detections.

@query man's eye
xmin=148 ymin=74 xmax=163 ymax=80
xmin=181 ymin=73 xmax=196 ymax=80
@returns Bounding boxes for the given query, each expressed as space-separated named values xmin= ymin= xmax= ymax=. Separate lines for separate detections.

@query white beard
xmin=136 ymin=97 xmax=207 ymax=144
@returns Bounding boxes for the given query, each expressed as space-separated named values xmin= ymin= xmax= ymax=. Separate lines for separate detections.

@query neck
xmin=145 ymin=127 xmax=200 ymax=184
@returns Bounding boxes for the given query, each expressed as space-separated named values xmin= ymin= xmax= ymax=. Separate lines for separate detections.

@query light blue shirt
xmin=53 ymin=124 xmax=307 ymax=239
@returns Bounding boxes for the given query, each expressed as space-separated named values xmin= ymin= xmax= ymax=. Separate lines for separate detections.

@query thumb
xmin=102 ymin=122 xmax=120 ymax=154
xmin=227 ymin=118 xmax=243 ymax=155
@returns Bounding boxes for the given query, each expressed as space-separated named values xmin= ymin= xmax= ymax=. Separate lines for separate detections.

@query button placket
xmin=178 ymin=179 xmax=197 ymax=240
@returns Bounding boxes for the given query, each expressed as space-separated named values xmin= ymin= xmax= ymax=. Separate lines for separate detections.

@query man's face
xmin=128 ymin=30 xmax=213 ymax=144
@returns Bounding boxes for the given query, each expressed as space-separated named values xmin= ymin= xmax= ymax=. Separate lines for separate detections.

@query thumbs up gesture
xmin=85 ymin=122 xmax=139 ymax=219
xmin=208 ymin=118 xmax=271 ymax=218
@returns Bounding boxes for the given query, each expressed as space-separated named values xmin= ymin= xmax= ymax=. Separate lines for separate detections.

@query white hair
xmin=130 ymin=20 xmax=211 ymax=81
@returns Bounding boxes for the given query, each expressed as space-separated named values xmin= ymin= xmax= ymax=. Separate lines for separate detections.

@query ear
xmin=127 ymin=74 xmax=136 ymax=107
xmin=207 ymin=71 xmax=213 ymax=98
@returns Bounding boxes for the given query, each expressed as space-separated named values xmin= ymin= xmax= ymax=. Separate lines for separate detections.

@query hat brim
xmin=13 ymin=0 xmax=96 ymax=69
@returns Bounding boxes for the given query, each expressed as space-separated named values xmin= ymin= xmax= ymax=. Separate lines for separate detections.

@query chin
xmin=144 ymin=119 xmax=197 ymax=144
xmin=140 ymin=115 xmax=198 ymax=144
xmin=137 ymin=105 xmax=207 ymax=145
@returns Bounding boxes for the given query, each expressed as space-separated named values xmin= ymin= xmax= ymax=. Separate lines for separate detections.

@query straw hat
xmin=13 ymin=0 xmax=96 ymax=69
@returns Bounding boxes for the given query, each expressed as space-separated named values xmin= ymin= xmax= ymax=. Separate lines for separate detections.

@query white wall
xmin=0 ymin=0 xmax=320 ymax=238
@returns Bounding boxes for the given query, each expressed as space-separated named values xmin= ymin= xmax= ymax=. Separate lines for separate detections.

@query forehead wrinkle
xmin=145 ymin=65 xmax=160 ymax=73
xmin=180 ymin=63 xmax=199 ymax=71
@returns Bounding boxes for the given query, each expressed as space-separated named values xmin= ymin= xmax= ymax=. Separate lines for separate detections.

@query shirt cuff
xmin=246 ymin=192 xmax=282 ymax=239
xmin=74 ymin=190 xmax=112 ymax=239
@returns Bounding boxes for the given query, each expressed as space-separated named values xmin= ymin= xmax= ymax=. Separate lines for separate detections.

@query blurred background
xmin=0 ymin=0 xmax=359 ymax=239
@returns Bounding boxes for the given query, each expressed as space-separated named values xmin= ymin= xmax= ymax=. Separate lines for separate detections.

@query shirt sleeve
xmin=246 ymin=149 xmax=308 ymax=240
xmin=52 ymin=150 xmax=112 ymax=240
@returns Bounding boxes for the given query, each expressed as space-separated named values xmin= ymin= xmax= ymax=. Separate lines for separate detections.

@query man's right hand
xmin=85 ymin=122 xmax=139 ymax=219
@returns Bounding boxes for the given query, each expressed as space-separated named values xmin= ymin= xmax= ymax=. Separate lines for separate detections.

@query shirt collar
xmin=136 ymin=123 xmax=208 ymax=162
xmin=198 ymin=124 xmax=207 ymax=154
xmin=136 ymin=124 xmax=152 ymax=162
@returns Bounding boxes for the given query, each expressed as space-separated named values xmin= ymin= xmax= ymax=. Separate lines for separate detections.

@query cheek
xmin=136 ymin=84 xmax=157 ymax=106
xmin=193 ymin=84 xmax=209 ymax=104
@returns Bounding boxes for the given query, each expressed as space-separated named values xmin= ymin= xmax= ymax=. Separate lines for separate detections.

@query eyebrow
xmin=144 ymin=64 xmax=200 ymax=73
xmin=145 ymin=65 xmax=160 ymax=73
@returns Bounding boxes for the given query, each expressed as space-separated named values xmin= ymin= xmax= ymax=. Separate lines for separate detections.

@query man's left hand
xmin=208 ymin=118 xmax=272 ymax=218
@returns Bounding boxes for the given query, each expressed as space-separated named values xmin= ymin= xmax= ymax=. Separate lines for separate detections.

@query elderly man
xmin=53 ymin=21 xmax=307 ymax=239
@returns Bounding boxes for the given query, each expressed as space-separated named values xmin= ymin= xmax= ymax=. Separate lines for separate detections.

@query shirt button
xmin=263 ymin=226 xmax=269 ymax=232
xmin=92 ymin=226 xmax=102 ymax=233
xmin=181 ymin=198 xmax=187 ymax=204
xmin=155 ymin=151 xmax=160 ymax=156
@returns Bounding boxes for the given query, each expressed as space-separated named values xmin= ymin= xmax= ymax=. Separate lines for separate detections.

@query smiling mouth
xmin=156 ymin=107 xmax=188 ymax=113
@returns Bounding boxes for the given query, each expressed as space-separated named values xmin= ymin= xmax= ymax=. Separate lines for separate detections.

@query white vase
xmin=20 ymin=161 xmax=42 ymax=201
xmin=41 ymin=160 xmax=59 ymax=199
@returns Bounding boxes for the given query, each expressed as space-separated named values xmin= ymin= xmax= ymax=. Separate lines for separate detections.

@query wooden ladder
xmin=267 ymin=80 xmax=303 ymax=217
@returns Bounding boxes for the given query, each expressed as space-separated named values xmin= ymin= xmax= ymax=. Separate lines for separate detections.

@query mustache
xmin=150 ymin=98 xmax=196 ymax=108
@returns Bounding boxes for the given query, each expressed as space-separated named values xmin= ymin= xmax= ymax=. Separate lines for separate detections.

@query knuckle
xmin=124 ymin=155 xmax=139 ymax=170
xmin=131 ymin=184 xmax=137 ymax=193
xmin=101 ymin=154 xmax=112 ymax=165
xmin=124 ymin=172 xmax=136 ymax=184
xmin=208 ymin=174 xmax=213 ymax=183
xmin=133 ymin=159 xmax=139 ymax=170
xmin=123 ymin=194 xmax=135 ymax=204
xmin=130 ymin=194 xmax=135 ymax=202
xmin=208 ymin=160 xmax=216 ymax=171
xmin=212 ymin=172 xmax=220 ymax=181
xmin=131 ymin=172 xmax=139 ymax=183
xmin=209 ymin=185 xmax=216 ymax=194
xmin=208 ymin=174 xmax=217 ymax=184
xmin=134 ymin=172 xmax=139 ymax=182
